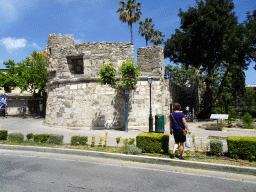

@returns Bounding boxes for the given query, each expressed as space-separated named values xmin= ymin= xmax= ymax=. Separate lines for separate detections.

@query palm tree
xmin=139 ymin=18 xmax=155 ymax=46
xmin=150 ymin=30 xmax=165 ymax=46
xmin=116 ymin=0 xmax=142 ymax=44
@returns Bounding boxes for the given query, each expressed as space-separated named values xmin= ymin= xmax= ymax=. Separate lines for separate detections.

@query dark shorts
xmin=173 ymin=129 xmax=186 ymax=143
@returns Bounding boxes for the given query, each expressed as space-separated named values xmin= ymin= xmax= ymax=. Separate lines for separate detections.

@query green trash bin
xmin=155 ymin=114 xmax=165 ymax=133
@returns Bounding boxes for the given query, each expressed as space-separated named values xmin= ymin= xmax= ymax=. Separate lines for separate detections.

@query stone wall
xmin=46 ymin=33 xmax=171 ymax=129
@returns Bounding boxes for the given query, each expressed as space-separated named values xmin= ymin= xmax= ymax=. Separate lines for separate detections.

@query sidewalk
xmin=0 ymin=116 xmax=256 ymax=175
xmin=1 ymin=116 xmax=256 ymax=152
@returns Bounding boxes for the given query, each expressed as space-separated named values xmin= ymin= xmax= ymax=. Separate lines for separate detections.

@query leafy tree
xmin=97 ymin=60 xmax=141 ymax=92
xmin=213 ymin=65 xmax=246 ymax=115
xmin=150 ymin=30 xmax=165 ymax=46
xmin=139 ymin=18 xmax=155 ymax=46
xmin=164 ymin=0 xmax=252 ymax=119
xmin=164 ymin=64 xmax=205 ymax=88
xmin=0 ymin=51 xmax=47 ymax=97
xmin=244 ymin=10 xmax=256 ymax=69
xmin=116 ymin=0 xmax=142 ymax=44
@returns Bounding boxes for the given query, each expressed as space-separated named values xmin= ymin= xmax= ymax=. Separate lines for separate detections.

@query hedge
xmin=136 ymin=133 xmax=169 ymax=153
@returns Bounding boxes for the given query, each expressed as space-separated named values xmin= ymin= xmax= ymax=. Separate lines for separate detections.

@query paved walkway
xmin=1 ymin=116 xmax=256 ymax=152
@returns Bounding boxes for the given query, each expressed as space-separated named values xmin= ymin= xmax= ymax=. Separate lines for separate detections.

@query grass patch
xmin=0 ymin=140 xmax=256 ymax=170
xmin=208 ymin=136 xmax=227 ymax=140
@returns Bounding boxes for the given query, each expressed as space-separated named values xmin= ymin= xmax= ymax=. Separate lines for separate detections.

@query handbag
xmin=171 ymin=113 xmax=188 ymax=136
xmin=185 ymin=137 xmax=190 ymax=148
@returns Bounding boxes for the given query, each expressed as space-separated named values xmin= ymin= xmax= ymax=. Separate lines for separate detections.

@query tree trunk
xmin=130 ymin=24 xmax=133 ymax=44
xmin=197 ymin=67 xmax=214 ymax=119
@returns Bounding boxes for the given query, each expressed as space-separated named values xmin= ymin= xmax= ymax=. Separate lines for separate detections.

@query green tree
xmin=139 ymin=18 xmax=155 ymax=46
xmin=164 ymin=64 xmax=205 ymax=88
xmin=116 ymin=0 xmax=142 ymax=44
xmin=150 ymin=30 xmax=165 ymax=46
xmin=97 ymin=60 xmax=141 ymax=92
xmin=0 ymin=51 xmax=48 ymax=98
xmin=244 ymin=10 xmax=256 ymax=69
xmin=164 ymin=0 xmax=251 ymax=119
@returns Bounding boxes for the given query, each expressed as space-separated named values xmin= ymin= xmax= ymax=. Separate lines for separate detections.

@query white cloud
xmin=74 ymin=38 xmax=83 ymax=44
xmin=0 ymin=37 xmax=26 ymax=53
xmin=32 ymin=42 xmax=41 ymax=50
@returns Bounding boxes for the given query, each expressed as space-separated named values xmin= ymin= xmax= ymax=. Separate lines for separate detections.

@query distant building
xmin=0 ymin=51 xmax=47 ymax=116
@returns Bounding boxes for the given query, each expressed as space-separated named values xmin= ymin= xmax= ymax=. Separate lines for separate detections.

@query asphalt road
xmin=0 ymin=149 xmax=256 ymax=192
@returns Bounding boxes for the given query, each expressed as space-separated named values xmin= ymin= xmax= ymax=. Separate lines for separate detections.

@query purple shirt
xmin=169 ymin=112 xmax=185 ymax=130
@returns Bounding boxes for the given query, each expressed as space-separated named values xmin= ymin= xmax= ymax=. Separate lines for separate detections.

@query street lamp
xmin=148 ymin=76 xmax=153 ymax=133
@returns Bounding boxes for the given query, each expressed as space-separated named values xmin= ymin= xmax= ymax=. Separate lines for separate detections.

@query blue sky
xmin=0 ymin=0 xmax=255 ymax=85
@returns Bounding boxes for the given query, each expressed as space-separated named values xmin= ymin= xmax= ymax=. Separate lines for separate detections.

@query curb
xmin=0 ymin=144 xmax=255 ymax=175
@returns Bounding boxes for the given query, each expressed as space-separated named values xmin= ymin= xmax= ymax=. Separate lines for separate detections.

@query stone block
xmin=82 ymin=83 xmax=87 ymax=89
xmin=70 ymin=84 xmax=77 ymax=89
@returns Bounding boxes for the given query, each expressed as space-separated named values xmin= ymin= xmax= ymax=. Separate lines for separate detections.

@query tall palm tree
xmin=139 ymin=18 xmax=155 ymax=47
xmin=116 ymin=0 xmax=142 ymax=44
xmin=150 ymin=30 xmax=165 ymax=46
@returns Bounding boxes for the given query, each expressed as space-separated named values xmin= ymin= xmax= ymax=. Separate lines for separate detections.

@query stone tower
xmin=45 ymin=33 xmax=171 ymax=129
xmin=47 ymin=33 xmax=75 ymax=80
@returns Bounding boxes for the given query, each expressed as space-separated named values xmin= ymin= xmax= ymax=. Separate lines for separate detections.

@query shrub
xmin=33 ymin=134 xmax=50 ymax=143
xmin=91 ymin=136 xmax=95 ymax=147
xmin=227 ymin=136 xmax=256 ymax=161
xmin=104 ymin=132 xmax=108 ymax=147
xmin=241 ymin=112 xmax=254 ymax=129
xmin=0 ymin=130 xmax=8 ymax=140
xmin=128 ymin=138 xmax=135 ymax=145
xmin=26 ymin=133 xmax=34 ymax=140
xmin=8 ymin=133 xmax=24 ymax=143
xmin=115 ymin=137 xmax=121 ymax=146
xmin=48 ymin=134 xmax=64 ymax=145
xmin=227 ymin=119 xmax=232 ymax=127
xmin=136 ymin=133 xmax=169 ymax=153
xmin=71 ymin=136 xmax=81 ymax=146
xmin=99 ymin=136 xmax=104 ymax=147
xmin=80 ymin=136 xmax=88 ymax=145
xmin=236 ymin=122 xmax=243 ymax=128
xmin=122 ymin=138 xmax=129 ymax=150
xmin=210 ymin=140 xmax=223 ymax=156
xmin=126 ymin=145 xmax=142 ymax=155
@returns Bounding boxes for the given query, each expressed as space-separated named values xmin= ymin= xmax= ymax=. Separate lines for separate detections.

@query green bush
xmin=71 ymin=136 xmax=81 ymax=146
xmin=91 ymin=136 xmax=95 ymax=147
xmin=122 ymin=138 xmax=129 ymax=151
xmin=128 ymin=138 xmax=135 ymax=145
xmin=26 ymin=133 xmax=34 ymax=140
xmin=115 ymin=137 xmax=121 ymax=146
xmin=48 ymin=134 xmax=64 ymax=145
xmin=126 ymin=145 xmax=142 ymax=155
xmin=136 ymin=133 xmax=169 ymax=153
xmin=236 ymin=122 xmax=243 ymax=128
xmin=241 ymin=112 xmax=254 ymax=129
xmin=210 ymin=140 xmax=223 ymax=156
xmin=80 ymin=136 xmax=88 ymax=145
xmin=0 ymin=130 xmax=8 ymax=140
xmin=227 ymin=119 xmax=232 ymax=127
xmin=8 ymin=133 xmax=24 ymax=143
xmin=227 ymin=136 xmax=256 ymax=161
xmin=33 ymin=134 xmax=50 ymax=143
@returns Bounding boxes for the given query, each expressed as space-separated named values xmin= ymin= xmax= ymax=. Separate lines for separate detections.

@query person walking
xmin=0 ymin=98 xmax=6 ymax=117
xmin=169 ymin=103 xmax=191 ymax=160
xmin=22 ymin=103 xmax=27 ymax=118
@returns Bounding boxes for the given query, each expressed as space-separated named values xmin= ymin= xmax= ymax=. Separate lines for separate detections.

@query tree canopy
xmin=96 ymin=60 xmax=141 ymax=93
xmin=150 ymin=30 xmax=165 ymax=46
xmin=116 ymin=0 xmax=142 ymax=44
xmin=164 ymin=0 xmax=255 ymax=119
xmin=0 ymin=51 xmax=48 ymax=97
xmin=139 ymin=18 xmax=155 ymax=47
